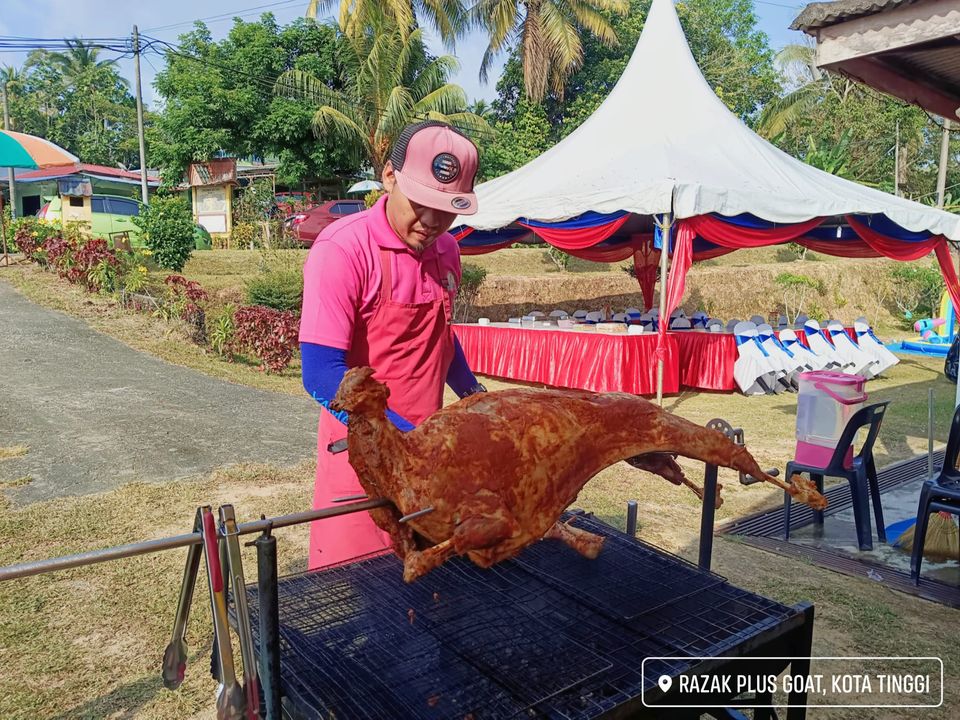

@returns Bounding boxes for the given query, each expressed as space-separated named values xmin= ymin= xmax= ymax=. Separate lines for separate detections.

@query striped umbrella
xmin=0 ymin=129 xmax=78 ymax=169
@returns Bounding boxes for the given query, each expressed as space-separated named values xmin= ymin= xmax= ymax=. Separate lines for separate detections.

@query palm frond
xmin=564 ymin=0 xmax=621 ymax=46
xmin=310 ymin=104 xmax=369 ymax=153
xmin=276 ymin=69 xmax=357 ymax=120
xmin=381 ymin=85 xmax=416 ymax=137
xmin=520 ymin=4 xmax=549 ymax=101
xmin=412 ymin=83 xmax=468 ymax=116
xmin=541 ymin=1 xmax=584 ymax=77
xmin=757 ymin=83 xmax=823 ymax=138
xmin=409 ymin=55 xmax=459 ymax=101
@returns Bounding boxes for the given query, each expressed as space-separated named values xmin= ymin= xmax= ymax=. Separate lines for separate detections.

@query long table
xmin=454 ymin=323 xmax=860 ymax=395
xmin=453 ymin=323 xmax=680 ymax=395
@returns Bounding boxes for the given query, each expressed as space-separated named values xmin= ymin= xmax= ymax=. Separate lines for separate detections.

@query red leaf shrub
xmin=231 ymin=305 xmax=300 ymax=373
xmin=164 ymin=274 xmax=208 ymax=303
xmin=73 ymin=238 xmax=119 ymax=290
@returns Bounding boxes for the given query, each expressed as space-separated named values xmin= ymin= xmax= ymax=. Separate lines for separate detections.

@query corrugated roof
xmin=15 ymin=163 xmax=159 ymax=184
xmin=792 ymin=0 xmax=916 ymax=32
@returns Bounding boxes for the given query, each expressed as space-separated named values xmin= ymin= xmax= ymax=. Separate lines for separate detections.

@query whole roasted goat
xmin=331 ymin=367 xmax=827 ymax=582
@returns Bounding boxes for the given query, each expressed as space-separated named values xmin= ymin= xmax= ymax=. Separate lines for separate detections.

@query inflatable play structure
xmin=899 ymin=292 xmax=957 ymax=356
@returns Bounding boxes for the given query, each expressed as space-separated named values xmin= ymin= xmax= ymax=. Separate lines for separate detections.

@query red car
xmin=287 ymin=199 xmax=366 ymax=246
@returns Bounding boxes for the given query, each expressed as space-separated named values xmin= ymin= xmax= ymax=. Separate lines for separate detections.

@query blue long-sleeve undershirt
xmin=301 ymin=339 xmax=479 ymax=431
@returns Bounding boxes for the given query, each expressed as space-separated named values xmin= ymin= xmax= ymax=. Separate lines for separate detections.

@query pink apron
xmin=308 ymin=247 xmax=455 ymax=569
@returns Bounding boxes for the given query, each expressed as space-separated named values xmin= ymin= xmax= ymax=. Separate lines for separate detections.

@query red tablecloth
xmin=672 ymin=332 xmax=737 ymax=391
xmin=453 ymin=324 xmax=680 ymax=395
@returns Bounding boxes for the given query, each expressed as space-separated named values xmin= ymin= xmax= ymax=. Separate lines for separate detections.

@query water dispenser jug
xmin=795 ymin=370 xmax=867 ymax=467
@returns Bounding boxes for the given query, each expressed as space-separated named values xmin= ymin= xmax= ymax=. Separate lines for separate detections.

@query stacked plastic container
xmin=795 ymin=370 xmax=868 ymax=468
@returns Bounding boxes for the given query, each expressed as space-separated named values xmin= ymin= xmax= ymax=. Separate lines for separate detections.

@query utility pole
xmin=937 ymin=119 xmax=951 ymax=208
xmin=133 ymin=25 xmax=149 ymax=205
xmin=894 ymin=120 xmax=900 ymax=197
xmin=2 ymin=81 xmax=16 ymax=219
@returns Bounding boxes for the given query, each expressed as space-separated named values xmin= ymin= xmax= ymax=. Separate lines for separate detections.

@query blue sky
xmin=0 ymin=0 xmax=808 ymax=108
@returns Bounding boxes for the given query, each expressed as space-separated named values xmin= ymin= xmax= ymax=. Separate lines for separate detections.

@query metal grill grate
xmin=248 ymin=514 xmax=803 ymax=719
xmin=513 ymin=513 xmax=728 ymax=620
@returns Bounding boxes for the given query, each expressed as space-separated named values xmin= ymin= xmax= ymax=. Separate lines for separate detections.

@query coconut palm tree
xmin=472 ymin=0 xmax=628 ymax=102
xmin=468 ymin=98 xmax=496 ymax=121
xmin=757 ymin=43 xmax=853 ymax=138
xmin=306 ymin=0 xmax=466 ymax=47
xmin=279 ymin=10 xmax=490 ymax=175
xmin=46 ymin=39 xmax=129 ymax=91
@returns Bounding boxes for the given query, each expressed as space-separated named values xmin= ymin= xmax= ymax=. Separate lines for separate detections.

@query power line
xmin=143 ymin=0 xmax=308 ymax=35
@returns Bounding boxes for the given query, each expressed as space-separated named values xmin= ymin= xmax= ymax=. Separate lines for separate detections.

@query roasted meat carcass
xmin=331 ymin=367 xmax=827 ymax=582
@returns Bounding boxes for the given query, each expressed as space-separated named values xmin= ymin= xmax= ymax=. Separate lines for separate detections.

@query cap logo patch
xmin=451 ymin=196 xmax=470 ymax=210
xmin=432 ymin=153 xmax=460 ymax=183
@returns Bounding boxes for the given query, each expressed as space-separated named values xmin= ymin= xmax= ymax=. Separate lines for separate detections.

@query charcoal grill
xmin=236 ymin=512 xmax=814 ymax=720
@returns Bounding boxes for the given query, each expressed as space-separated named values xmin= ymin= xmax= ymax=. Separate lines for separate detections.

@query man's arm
xmin=301 ymin=343 xmax=415 ymax=431
xmin=446 ymin=336 xmax=485 ymax=398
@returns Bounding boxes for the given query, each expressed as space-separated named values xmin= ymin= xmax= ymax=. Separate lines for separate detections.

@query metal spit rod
xmin=0 ymin=498 xmax=392 ymax=583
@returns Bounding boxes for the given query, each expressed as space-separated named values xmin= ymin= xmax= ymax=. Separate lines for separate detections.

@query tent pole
xmin=656 ymin=213 xmax=673 ymax=406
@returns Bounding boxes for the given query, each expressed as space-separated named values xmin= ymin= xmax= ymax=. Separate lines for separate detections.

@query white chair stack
xmin=803 ymin=319 xmax=850 ymax=372
xmin=853 ymin=317 xmax=899 ymax=376
xmin=827 ymin=321 xmax=878 ymax=378
xmin=733 ymin=321 xmax=783 ymax=395
xmin=756 ymin=323 xmax=802 ymax=388
xmin=779 ymin=328 xmax=828 ymax=371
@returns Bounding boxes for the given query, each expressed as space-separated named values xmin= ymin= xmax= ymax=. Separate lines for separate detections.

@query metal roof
xmin=13 ymin=163 xmax=160 ymax=186
xmin=792 ymin=0 xmax=916 ymax=32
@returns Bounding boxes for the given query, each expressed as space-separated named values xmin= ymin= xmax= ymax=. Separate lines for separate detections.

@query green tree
xmin=478 ymin=101 xmax=552 ymax=179
xmin=306 ymin=0 xmax=466 ymax=47
xmin=490 ymin=0 xmax=779 ymax=136
xmin=132 ymin=195 xmax=196 ymax=272
xmin=8 ymin=43 xmax=139 ymax=167
xmin=472 ymin=0 xmax=628 ymax=102
xmin=277 ymin=9 xmax=490 ymax=175
xmin=151 ymin=16 xmax=354 ymax=185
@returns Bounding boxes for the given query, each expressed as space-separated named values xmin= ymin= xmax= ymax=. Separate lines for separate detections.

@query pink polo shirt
xmin=299 ymin=195 xmax=462 ymax=350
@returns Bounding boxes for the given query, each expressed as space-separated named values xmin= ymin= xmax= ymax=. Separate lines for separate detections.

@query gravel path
xmin=0 ymin=280 xmax=318 ymax=505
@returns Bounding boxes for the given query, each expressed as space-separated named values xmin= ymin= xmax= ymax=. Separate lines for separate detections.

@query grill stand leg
xmin=626 ymin=500 xmax=638 ymax=536
xmin=699 ymin=464 xmax=719 ymax=570
xmin=254 ymin=525 xmax=282 ymax=720
xmin=786 ymin=602 xmax=815 ymax=720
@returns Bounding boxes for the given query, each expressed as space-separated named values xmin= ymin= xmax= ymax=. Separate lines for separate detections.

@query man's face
xmin=382 ymin=161 xmax=457 ymax=252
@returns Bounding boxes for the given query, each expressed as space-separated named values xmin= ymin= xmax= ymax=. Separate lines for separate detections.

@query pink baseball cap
xmin=389 ymin=121 xmax=479 ymax=215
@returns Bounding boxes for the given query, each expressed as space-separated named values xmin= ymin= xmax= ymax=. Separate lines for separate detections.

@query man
xmin=299 ymin=121 xmax=486 ymax=569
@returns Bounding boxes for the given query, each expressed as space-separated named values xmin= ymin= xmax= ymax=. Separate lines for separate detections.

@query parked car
xmin=38 ymin=194 xmax=212 ymax=251
xmin=274 ymin=191 xmax=318 ymax=217
xmin=286 ymin=199 xmax=365 ymax=246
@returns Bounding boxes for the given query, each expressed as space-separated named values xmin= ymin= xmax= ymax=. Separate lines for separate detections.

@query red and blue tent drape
xmin=454 ymin=209 xmax=960 ymax=335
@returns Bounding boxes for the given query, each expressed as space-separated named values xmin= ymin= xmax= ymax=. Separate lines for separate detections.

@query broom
xmin=891 ymin=389 xmax=960 ymax=560
xmin=893 ymin=511 xmax=959 ymax=560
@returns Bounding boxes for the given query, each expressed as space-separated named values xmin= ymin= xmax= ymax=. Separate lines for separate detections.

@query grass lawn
xmin=1 ymin=258 xmax=958 ymax=718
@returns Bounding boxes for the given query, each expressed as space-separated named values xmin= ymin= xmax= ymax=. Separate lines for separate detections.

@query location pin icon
xmin=658 ymin=675 xmax=673 ymax=692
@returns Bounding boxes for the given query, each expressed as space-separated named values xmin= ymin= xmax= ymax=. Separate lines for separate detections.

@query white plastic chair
xmin=585 ymin=311 xmax=603 ymax=323
xmin=726 ymin=318 xmax=742 ymax=332
xmin=756 ymin=323 xmax=802 ymax=388
xmin=853 ymin=317 xmax=899 ymax=376
xmin=793 ymin=313 xmax=809 ymax=330
xmin=803 ymin=319 xmax=850 ymax=372
xmin=779 ymin=328 xmax=828 ymax=371
xmin=549 ymin=309 xmax=569 ymax=318
xmin=827 ymin=321 xmax=878 ymax=378
xmin=733 ymin=321 xmax=781 ymax=395
xmin=573 ymin=309 xmax=588 ymax=320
